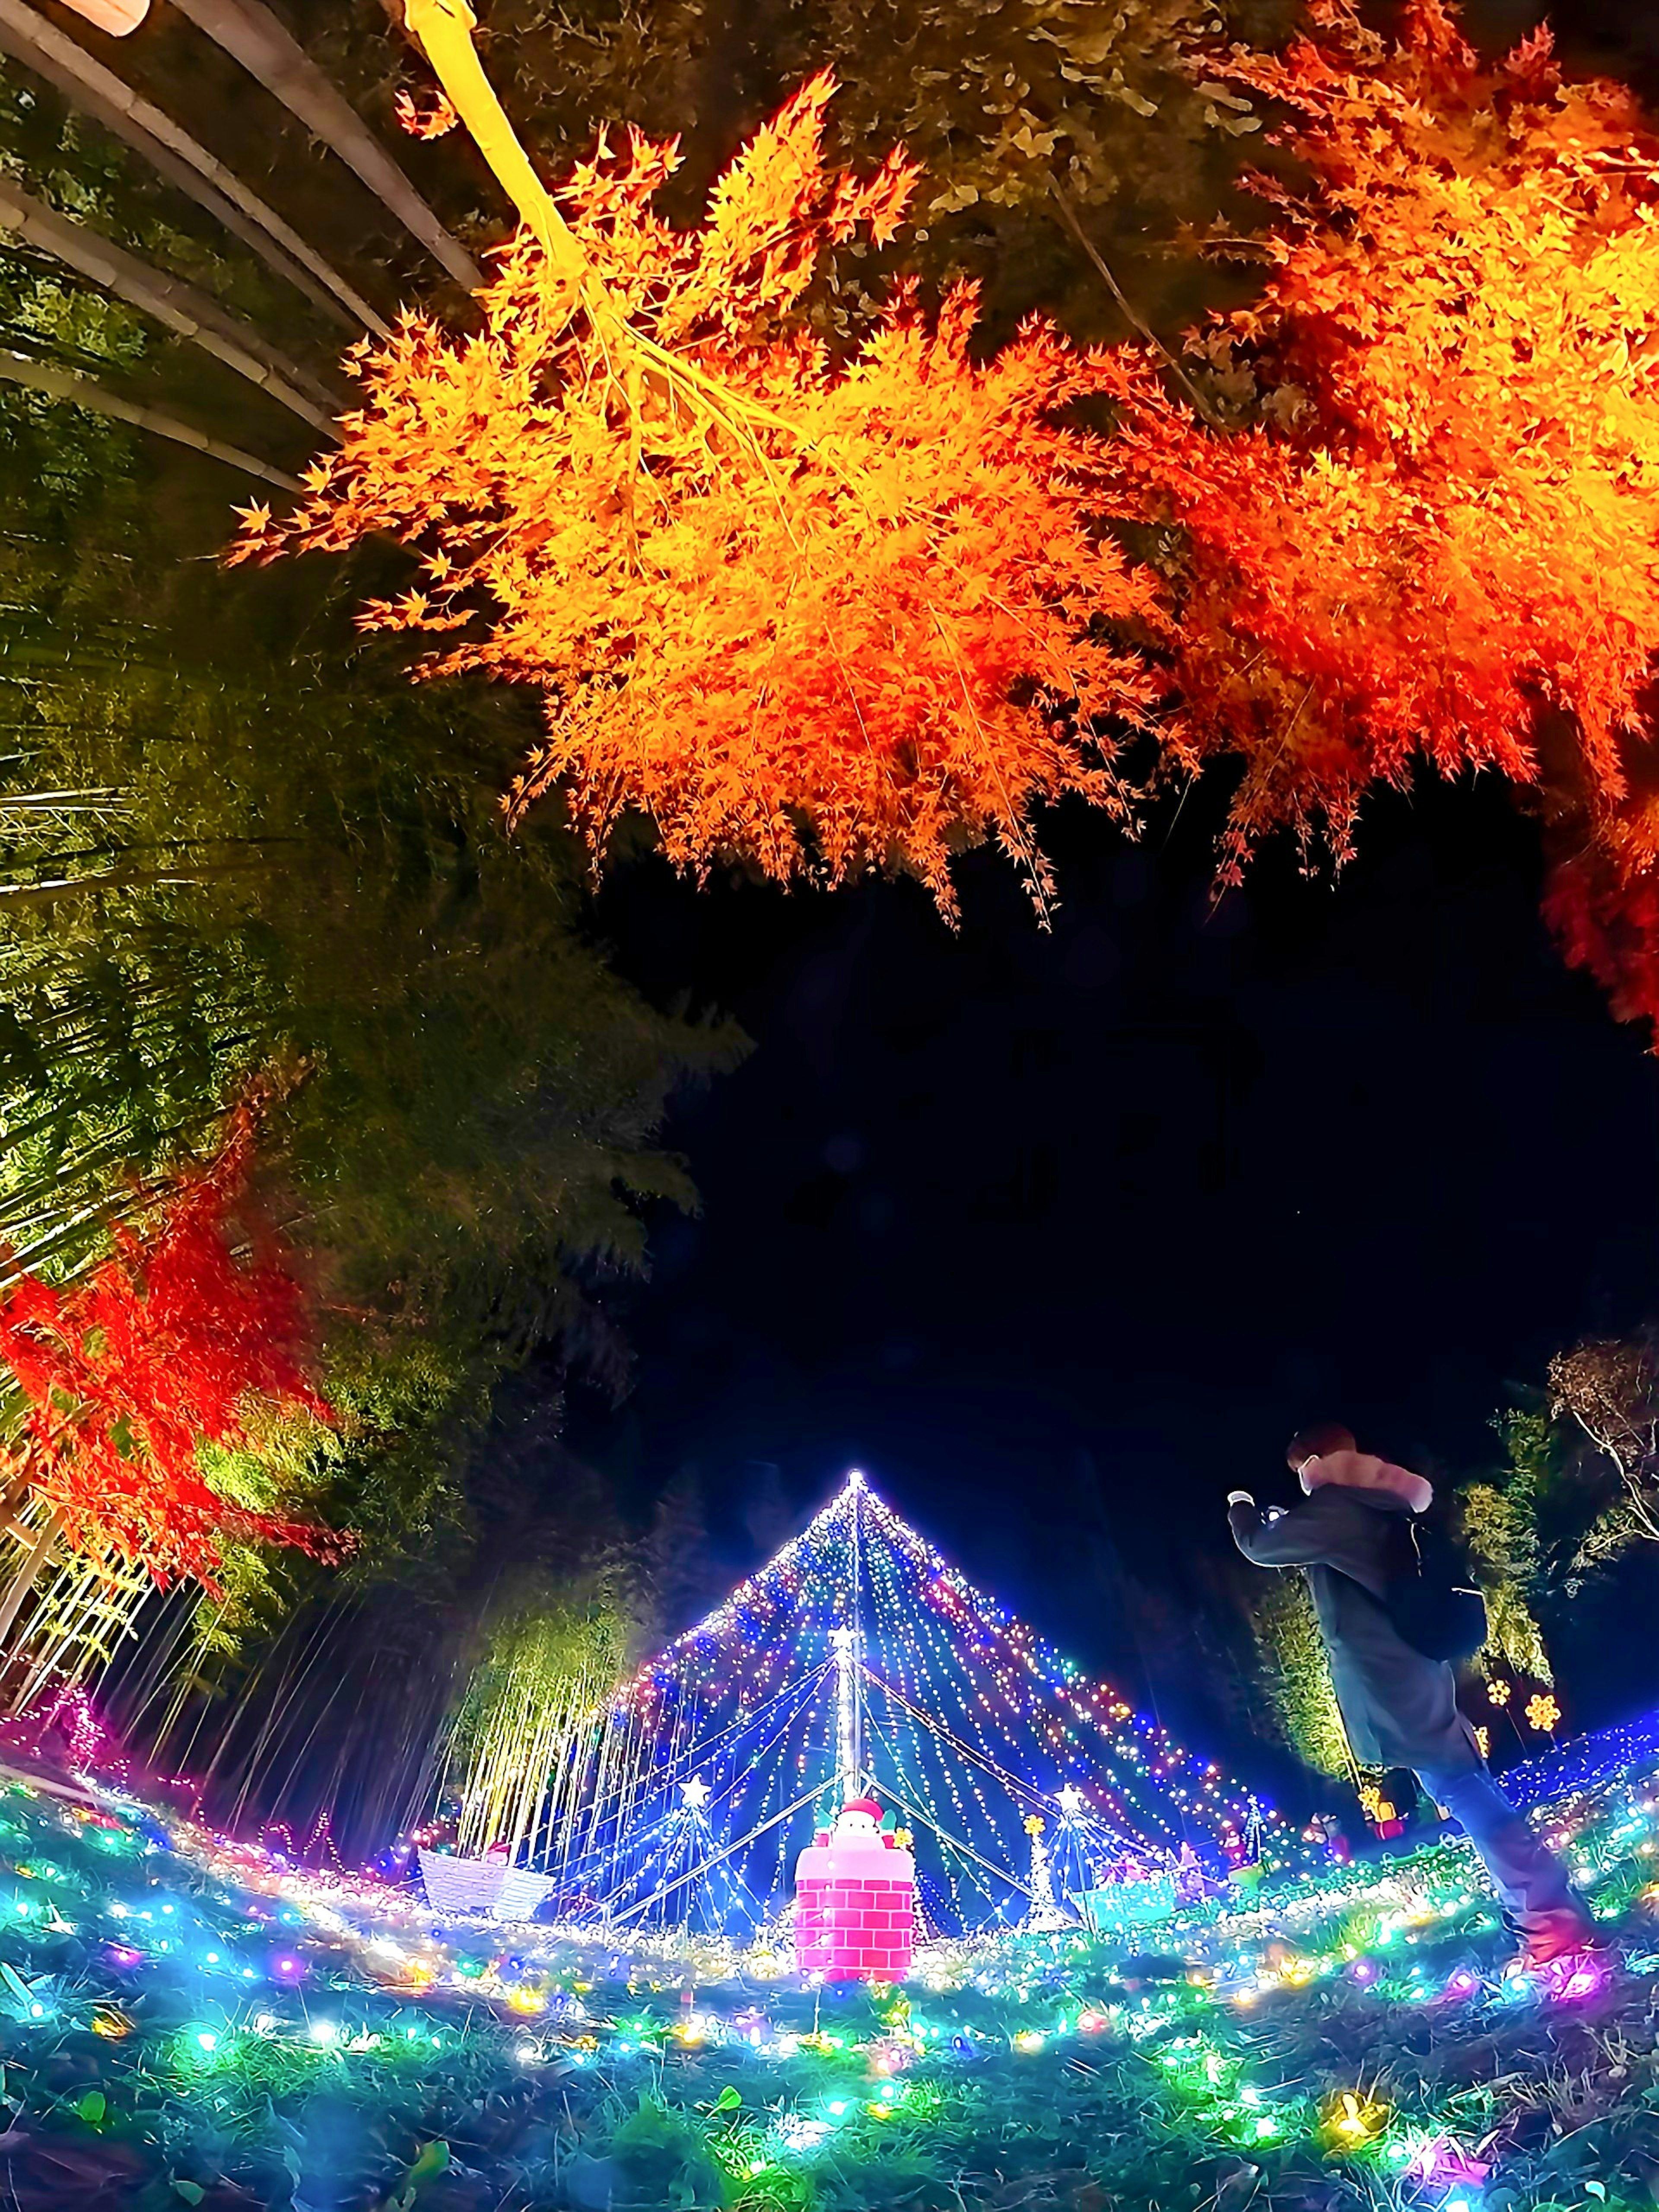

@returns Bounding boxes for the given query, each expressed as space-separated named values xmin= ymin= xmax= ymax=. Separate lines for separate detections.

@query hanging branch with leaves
xmin=0 ymin=1104 xmax=340 ymax=1600
xmin=1092 ymin=0 xmax=1659 ymax=1018
xmin=233 ymin=10 xmax=1166 ymax=919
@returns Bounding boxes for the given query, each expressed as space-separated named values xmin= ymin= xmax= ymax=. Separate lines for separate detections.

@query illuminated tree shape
xmin=235 ymin=68 xmax=1163 ymax=919
xmin=594 ymin=1776 xmax=765 ymax=1935
xmin=527 ymin=1471 xmax=1272 ymax=1936
xmin=0 ymin=1110 xmax=336 ymax=1593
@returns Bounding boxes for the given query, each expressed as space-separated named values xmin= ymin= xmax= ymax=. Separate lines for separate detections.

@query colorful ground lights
xmin=0 ymin=1710 xmax=1653 ymax=2208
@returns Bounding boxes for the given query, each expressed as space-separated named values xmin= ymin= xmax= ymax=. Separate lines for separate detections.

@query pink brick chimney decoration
xmin=794 ymin=1795 xmax=915 ymax=1982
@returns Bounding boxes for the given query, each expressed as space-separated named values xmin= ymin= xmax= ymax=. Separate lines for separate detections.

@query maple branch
xmin=398 ymin=0 xmax=584 ymax=286
xmin=0 ymin=1507 xmax=64 ymax=1665
xmin=1048 ymin=180 xmax=1221 ymax=429
xmin=397 ymin=0 xmax=821 ymax=464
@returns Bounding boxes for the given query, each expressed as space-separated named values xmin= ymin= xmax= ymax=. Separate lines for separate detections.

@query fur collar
xmin=1300 ymin=1448 xmax=1433 ymax=1516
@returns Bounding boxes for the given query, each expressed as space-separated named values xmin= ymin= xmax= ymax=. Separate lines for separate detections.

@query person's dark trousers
xmin=1416 ymin=1764 xmax=1591 ymax=1948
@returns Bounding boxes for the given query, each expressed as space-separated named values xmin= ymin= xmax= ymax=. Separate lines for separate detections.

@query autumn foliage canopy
xmin=1100 ymin=0 xmax=1659 ymax=1014
xmin=235 ymin=75 xmax=1163 ymax=918
xmin=0 ymin=1116 xmax=335 ymax=1589
xmin=245 ymin=1 xmax=1659 ymax=1022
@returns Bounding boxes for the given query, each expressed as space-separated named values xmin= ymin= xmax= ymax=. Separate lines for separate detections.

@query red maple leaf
xmin=0 ymin=1111 xmax=338 ymax=1592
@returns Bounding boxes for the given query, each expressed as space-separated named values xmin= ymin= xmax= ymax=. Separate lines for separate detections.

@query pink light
xmin=1407 ymin=2137 xmax=1491 ymax=2187
xmin=1552 ymin=1954 xmax=1610 ymax=2002
xmin=1349 ymin=1958 xmax=1379 ymax=1985
xmin=1511 ymin=1948 xmax=1611 ymax=2005
xmin=1444 ymin=1969 xmax=1478 ymax=1998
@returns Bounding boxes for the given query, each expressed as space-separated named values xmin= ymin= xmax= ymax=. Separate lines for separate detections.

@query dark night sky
xmin=560 ymin=0 xmax=1659 ymax=1794
xmin=570 ymin=772 xmax=1659 ymax=1783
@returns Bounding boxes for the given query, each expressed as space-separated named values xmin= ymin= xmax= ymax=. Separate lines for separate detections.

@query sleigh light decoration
xmin=417 ymin=1846 xmax=557 ymax=1922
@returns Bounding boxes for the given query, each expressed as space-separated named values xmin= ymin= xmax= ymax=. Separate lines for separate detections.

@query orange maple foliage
xmin=394 ymin=87 xmax=460 ymax=139
xmin=0 ymin=1114 xmax=337 ymax=1592
xmin=1098 ymin=0 xmax=1659 ymax=1018
xmin=234 ymin=76 xmax=1163 ymax=918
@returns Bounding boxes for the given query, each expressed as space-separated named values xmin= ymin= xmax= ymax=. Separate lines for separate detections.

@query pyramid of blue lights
xmin=535 ymin=1471 xmax=1271 ymax=1939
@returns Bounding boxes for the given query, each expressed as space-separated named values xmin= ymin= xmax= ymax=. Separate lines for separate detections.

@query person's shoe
xmin=1519 ymin=1912 xmax=1600 ymax=1970
xmin=1500 ymin=1910 xmax=1611 ymax=1999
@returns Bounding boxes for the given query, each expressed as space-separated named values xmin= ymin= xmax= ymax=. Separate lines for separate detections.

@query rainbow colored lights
xmin=0 ymin=1731 xmax=1651 ymax=2212
xmin=504 ymin=1471 xmax=1275 ymax=1933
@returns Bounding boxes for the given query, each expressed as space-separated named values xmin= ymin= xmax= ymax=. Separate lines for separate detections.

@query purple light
xmin=1513 ymin=1949 xmax=1611 ymax=2005
xmin=1349 ymin=1958 xmax=1379 ymax=1985
xmin=272 ymin=1955 xmax=305 ymax=1980
xmin=1408 ymin=2137 xmax=1491 ymax=2187
xmin=1551 ymin=1953 xmax=1610 ymax=2002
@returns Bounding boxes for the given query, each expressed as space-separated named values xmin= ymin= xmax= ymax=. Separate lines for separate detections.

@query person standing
xmin=1227 ymin=1421 xmax=1594 ymax=1967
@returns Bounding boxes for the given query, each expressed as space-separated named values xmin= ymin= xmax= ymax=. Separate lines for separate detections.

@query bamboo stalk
xmin=0 ymin=0 xmax=387 ymax=335
xmin=0 ymin=180 xmax=337 ymax=425
xmin=0 ymin=853 xmax=286 ymax=899
xmin=0 ymin=350 xmax=300 ymax=484
xmin=0 ymin=1505 xmax=61 ymax=1664
xmin=214 ymin=1596 xmax=342 ymax=1821
xmin=11 ymin=1548 xmax=151 ymax=1709
xmin=167 ymin=0 xmax=481 ymax=291
xmin=60 ymin=4 xmax=149 ymax=33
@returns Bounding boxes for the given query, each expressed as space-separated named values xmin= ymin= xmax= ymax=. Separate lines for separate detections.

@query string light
xmin=0 ymin=1623 xmax=1648 ymax=2212
xmin=522 ymin=1473 xmax=1275 ymax=1935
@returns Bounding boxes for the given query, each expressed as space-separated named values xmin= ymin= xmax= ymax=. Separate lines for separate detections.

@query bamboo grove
xmin=0 ymin=0 xmax=1654 ymax=1843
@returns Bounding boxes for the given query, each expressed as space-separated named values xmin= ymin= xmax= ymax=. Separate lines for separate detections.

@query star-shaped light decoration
xmin=680 ymin=1777 xmax=711 ymax=1809
xmin=1056 ymin=1785 xmax=1085 ymax=1816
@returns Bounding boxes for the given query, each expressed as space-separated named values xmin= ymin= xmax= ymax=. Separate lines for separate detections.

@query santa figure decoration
xmin=794 ymin=1795 xmax=915 ymax=1982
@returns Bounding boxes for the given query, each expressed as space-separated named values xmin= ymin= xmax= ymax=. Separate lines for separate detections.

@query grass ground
xmin=0 ymin=1748 xmax=1652 ymax=2212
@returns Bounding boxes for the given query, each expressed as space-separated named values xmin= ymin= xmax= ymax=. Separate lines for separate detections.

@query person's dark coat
xmin=1229 ymin=1486 xmax=1478 ymax=1774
